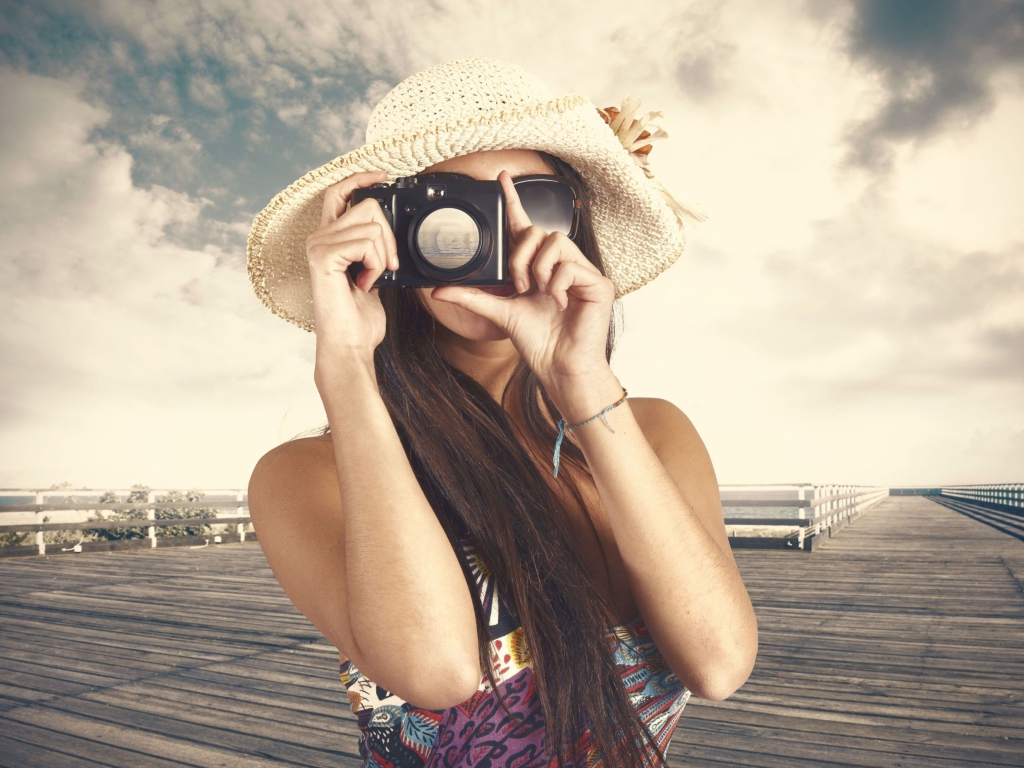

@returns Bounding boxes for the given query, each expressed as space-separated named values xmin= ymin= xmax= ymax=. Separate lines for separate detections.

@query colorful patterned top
xmin=338 ymin=537 xmax=691 ymax=767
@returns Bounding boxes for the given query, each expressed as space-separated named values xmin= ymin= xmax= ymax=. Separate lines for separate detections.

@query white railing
xmin=940 ymin=483 xmax=1023 ymax=510
xmin=0 ymin=488 xmax=250 ymax=556
xmin=719 ymin=483 xmax=889 ymax=550
xmin=1 ymin=483 xmax=892 ymax=557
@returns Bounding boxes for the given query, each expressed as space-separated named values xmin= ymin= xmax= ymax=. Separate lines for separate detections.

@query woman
xmin=246 ymin=58 xmax=757 ymax=767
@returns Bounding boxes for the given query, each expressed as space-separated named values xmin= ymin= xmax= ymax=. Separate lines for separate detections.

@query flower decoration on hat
xmin=598 ymin=94 xmax=708 ymax=228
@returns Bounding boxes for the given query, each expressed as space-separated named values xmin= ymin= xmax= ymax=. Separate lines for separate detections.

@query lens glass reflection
xmin=416 ymin=207 xmax=480 ymax=269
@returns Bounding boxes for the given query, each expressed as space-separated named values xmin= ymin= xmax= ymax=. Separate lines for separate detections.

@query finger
xmin=507 ymin=225 xmax=548 ymax=294
xmin=330 ymin=239 xmax=389 ymax=293
xmin=319 ymin=171 xmax=389 ymax=228
xmin=547 ymin=261 xmax=614 ymax=310
xmin=311 ymin=222 xmax=392 ymax=274
xmin=531 ymin=232 xmax=593 ymax=294
xmin=308 ymin=237 xmax=387 ymax=292
xmin=323 ymin=197 xmax=399 ymax=269
xmin=498 ymin=171 xmax=533 ymax=241
xmin=355 ymin=237 xmax=387 ymax=292
xmin=429 ymin=285 xmax=512 ymax=329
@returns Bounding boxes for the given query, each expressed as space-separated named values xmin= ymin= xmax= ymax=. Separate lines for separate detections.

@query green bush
xmin=88 ymin=486 xmax=151 ymax=540
xmin=155 ymin=489 xmax=216 ymax=537
xmin=0 ymin=531 xmax=29 ymax=547
xmin=40 ymin=481 xmax=100 ymax=546
xmin=43 ymin=525 xmax=99 ymax=546
xmin=86 ymin=485 xmax=217 ymax=540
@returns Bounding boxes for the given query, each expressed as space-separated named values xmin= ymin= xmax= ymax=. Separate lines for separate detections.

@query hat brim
xmin=246 ymin=93 xmax=688 ymax=332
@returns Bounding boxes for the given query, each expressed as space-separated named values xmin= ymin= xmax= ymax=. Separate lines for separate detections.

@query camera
xmin=347 ymin=173 xmax=508 ymax=288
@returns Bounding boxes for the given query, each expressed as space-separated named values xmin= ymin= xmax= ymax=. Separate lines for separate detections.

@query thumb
xmin=430 ymin=285 xmax=511 ymax=328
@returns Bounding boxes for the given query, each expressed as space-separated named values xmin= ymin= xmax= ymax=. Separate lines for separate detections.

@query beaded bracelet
xmin=552 ymin=387 xmax=629 ymax=478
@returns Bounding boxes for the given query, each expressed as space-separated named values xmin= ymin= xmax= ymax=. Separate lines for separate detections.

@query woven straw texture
xmin=247 ymin=57 xmax=693 ymax=332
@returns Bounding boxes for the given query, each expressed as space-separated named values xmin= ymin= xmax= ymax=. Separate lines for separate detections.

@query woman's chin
xmin=416 ymin=288 xmax=510 ymax=341
xmin=457 ymin=317 xmax=510 ymax=341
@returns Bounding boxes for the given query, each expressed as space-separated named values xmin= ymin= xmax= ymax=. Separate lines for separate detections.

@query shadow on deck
xmin=0 ymin=496 xmax=1022 ymax=767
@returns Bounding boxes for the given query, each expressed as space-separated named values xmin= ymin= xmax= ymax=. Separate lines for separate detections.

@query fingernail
xmin=515 ymin=278 xmax=525 ymax=293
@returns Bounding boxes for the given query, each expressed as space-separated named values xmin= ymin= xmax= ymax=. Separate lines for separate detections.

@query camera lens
xmin=415 ymin=207 xmax=481 ymax=269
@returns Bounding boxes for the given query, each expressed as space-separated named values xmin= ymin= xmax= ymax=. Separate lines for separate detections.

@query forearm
xmin=316 ymin=360 xmax=480 ymax=697
xmin=546 ymin=371 xmax=757 ymax=699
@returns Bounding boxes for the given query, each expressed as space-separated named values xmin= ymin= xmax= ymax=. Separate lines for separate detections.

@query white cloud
xmin=188 ymin=73 xmax=229 ymax=112
xmin=0 ymin=67 xmax=317 ymax=489
xmin=2 ymin=0 xmax=1022 ymax=489
xmin=0 ymin=70 xmax=109 ymax=188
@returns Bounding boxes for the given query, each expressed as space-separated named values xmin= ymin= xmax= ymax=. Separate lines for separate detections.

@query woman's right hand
xmin=306 ymin=171 xmax=399 ymax=380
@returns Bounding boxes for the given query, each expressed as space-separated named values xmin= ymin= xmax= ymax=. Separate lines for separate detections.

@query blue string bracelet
xmin=552 ymin=387 xmax=628 ymax=478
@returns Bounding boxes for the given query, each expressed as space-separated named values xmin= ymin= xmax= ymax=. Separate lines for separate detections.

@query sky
xmin=0 ymin=0 xmax=1021 ymax=491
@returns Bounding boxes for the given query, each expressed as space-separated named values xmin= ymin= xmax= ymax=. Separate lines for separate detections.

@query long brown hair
xmin=317 ymin=151 xmax=670 ymax=767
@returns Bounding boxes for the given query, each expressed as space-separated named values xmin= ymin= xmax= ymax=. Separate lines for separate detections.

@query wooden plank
xmin=682 ymin=701 xmax=1024 ymax=755
xmin=5 ymin=690 xmax=362 ymax=767
xmin=1 ymin=705 xmax=291 ymax=767
xmin=0 ymin=496 xmax=1021 ymax=767
xmin=671 ymin=708 xmax=1023 ymax=767
xmin=0 ymin=732 xmax=111 ymax=768
xmin=0 ymin=721 xmax=187 ymax=768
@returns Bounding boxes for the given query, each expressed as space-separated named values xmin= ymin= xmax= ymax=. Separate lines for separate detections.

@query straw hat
xmin=246 ymin=57 xmax=708 ymax=332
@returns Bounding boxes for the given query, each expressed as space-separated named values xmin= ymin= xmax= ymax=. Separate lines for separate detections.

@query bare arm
xmin=248 ymin=358 xmax=482 ymax=710
xmin=549 ymin=375 xmax=758 ymax=701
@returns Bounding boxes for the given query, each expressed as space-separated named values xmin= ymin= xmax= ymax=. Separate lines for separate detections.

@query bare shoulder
xmin=253 ymin=431 xmax=331 ymax=461
xmin=618 ymin=397 xmax=700 ymax=444
xmin=250 ymin=436 xmax=338 ymax=509
xmin=247 ymin=435 xmax=355 ymax=652
xmin=627 ymin=397 xmax=733 ymax=561
xmin=626 ymin=397 xmax=677 ymax=450
xmin=627 ymin=396 xmax=710 ymax=471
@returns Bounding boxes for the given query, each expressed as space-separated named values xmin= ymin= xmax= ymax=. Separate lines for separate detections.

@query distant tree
xmin=156 ymin=489 xmax=214 ymax=537
xmin=87 ymin=485 xmax=151 ymax=540
xmin=0 ymin=531 xmax=28 ymax=547
xmin=75 ymin=485 xmax=216 ymax=542
xmin=42 ymin=481 xmax=99 ymax=546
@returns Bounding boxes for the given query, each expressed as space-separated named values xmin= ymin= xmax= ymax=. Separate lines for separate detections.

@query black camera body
xmin=347 ymin=173 xmax=509 ymax=288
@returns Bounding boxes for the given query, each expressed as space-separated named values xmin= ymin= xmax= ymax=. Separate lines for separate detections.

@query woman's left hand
xmin=430 ymin=170 xmax=616 ymax=389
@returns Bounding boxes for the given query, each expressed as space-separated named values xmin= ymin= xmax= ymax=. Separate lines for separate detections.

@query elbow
xmin=688 ymin=666 xmax=751 ymax=702
xmin=348 ymin=625 xmax=483 ymax=711
xmin=345 ymin=633 xmax=482 ymax=712
xmin=407 ymin=660 xmax=482 ymax=711
xmin=682 ymin=630 xmax=759 ymax=702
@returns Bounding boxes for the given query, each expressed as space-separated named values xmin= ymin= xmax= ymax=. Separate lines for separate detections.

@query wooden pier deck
xmin=0 ymin=495 xmax=1021 ymax=767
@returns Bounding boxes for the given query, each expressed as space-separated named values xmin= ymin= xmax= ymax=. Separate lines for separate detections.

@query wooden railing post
xmin=236 ymin=490 xmax=245 ymax=542
xmin=148 ymin=491 xmax=157 ymax=548
xmin=35 ymin=491 xmax=45 ymax=556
